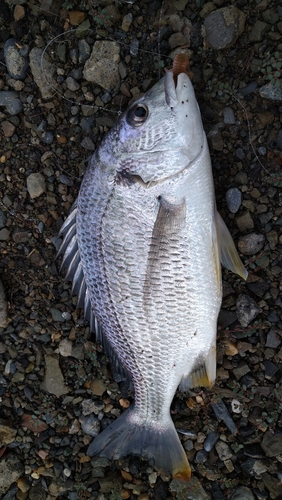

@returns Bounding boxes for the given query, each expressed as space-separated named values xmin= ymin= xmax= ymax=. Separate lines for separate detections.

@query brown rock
xmin=1 ymin=121 xmax=16 ymax=138
xmin=90 ymin=378 xmax=106 ymax=396
xmin=14 ymin=5 xmax=25 ymax=21
xmin=22 ymin=414 xmax=48 ymax=433
xmin=68 ymin=10 xmax=87 ymax=26
xmin=257 ymin=112 xmax=274 ymax=126
xmin=0 ymin=423 xmax=17 ymax=445
xmin=236 ymin=211 xmax=254 ymax=232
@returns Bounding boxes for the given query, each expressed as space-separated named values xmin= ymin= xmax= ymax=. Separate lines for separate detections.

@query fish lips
xmin=164 ymin=71 xmax=192 ymax=109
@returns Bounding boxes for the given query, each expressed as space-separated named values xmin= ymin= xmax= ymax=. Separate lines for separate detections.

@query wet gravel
xmin=1 ymin=0 xmax=282 ymax=499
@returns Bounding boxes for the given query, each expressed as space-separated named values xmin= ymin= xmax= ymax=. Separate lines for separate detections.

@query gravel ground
xmin=1 ymin=1 xmax=282 ymax=499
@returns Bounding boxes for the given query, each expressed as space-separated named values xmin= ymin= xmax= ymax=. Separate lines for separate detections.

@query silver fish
xmin=58 ymin=67 xmax=247 ymax=481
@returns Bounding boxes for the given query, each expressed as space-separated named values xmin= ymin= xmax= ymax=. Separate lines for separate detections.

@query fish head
xmin=102 ymin=70 xmax=206 ymax=185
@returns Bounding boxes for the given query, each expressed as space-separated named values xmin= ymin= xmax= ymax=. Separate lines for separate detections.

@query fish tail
xmin=87 ymin=406 xmax=191 ymax=481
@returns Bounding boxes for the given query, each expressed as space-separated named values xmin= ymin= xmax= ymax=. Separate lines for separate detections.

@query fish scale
xmin=59 ymin=67 xmax=247 ymax=480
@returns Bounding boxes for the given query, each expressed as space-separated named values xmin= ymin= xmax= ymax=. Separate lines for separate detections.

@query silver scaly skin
xmin=58 ymin=70 xmax=247 ymax=481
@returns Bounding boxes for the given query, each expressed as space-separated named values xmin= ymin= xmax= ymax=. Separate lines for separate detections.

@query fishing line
xmin=226 ymin=90 xmax=271 ymax=176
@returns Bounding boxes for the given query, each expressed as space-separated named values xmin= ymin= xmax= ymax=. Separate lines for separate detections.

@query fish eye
xmin=126 ymin=104 xmax=149 ymax=127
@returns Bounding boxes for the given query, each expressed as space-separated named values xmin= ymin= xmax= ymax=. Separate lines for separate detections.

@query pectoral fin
xmin=215 ymin=211 xmax=248 ymax=280
xmin=179 ymin=343 xmax=216 ymax=391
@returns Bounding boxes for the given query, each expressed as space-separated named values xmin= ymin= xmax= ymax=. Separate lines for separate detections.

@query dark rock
xmin=261 ymin=472 xmax=282 ymax=498
xmin=237 ymin=81 xmax=257 ymax=96
xmin=267 ymin=310 xmax=280 ymax=323
xmin=241 ymin=458 xmax=268 ymax=476
xmin=246 ymin=281 xmax=269 ymax=298
xmin=261 ymin=431 xmax=282 ymax=457
xmin=244 ymin=443 xmax=265 ymax=459
xmin=230 ymin=486 xmax=255 ymax=500
xmin=249 ymin=21 xmax=269 ymax=43
xmin=29 ymin=483 xmax=47 ymax=500
xmin=236 ymin=294 xmax=260 ymax=327
xmin=263 ymin=360 xmax=280 ymax=380
xmin=239 ymin=424 xmax=255 ymax=437
xmin=195 ymin=449 xmax=208 ymax=463
xmin=4 ymin=38 xmax=29 ymax=80
xmin=218 ymin=309 xmax=237 ymax=328
xmin=0 ymin=91 xmax=23 ymax=115
xmin=0 ymin=279 xmax=8 ymax=328
xmin=235 ymin=147 xmax=245 ymax=160
xmin=265 ymin=329 xmax=281 ymax=348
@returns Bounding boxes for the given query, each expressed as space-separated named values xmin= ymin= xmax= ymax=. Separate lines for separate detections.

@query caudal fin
xmin=87 ymin=406 xmax=191 ymax=481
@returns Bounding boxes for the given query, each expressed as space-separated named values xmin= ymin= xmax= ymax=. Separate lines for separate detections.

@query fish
xmin=58 ymin=58 xmax=247 ymax=481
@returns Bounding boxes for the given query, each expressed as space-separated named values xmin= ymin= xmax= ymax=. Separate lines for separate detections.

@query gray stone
xmin=66 ymin=76 xmax=80 ymax=91
xmin=204 ymin=6 xmax=245 ymax=49
xmin=130 ymin=38 xmax=139 ymax=57
xmin=249 ymin=21 xmax=269 ymax=43
xmin=211 ymin=400 xmax=237 ymax=435
xmin=170 ymin=476 xmax=210 ymax=499
xmin=49 ymin=308 xmax=65 ymax=322
xmin=0 ymin=91 xmax=23 ymax=115
xmin=223 ymin=107 xmax=236 ymax=124
xmin=4 ymin=38 xmax=29 ymax=80
xmin=0 ymin=454 xmax=24 ymax=495
xmin=207 ymin=125 xmax=224 ymax=151
xmin=230 ymin=485 xmax=255 ymax=500
xmin=79 ymin=414 xmax=100 ymax=437
xmin=238 ymin=233 xmax=265 ymax=255
xmin=235 ymin=147 xmax=245 ymax=160
xmin=265 ymin=329 xmax=281 ymax=348
xmin=226 ymin=187 xmax=242 ymax=213
xmin=204 ymin=431 xmax=220 ymax=452
xmin=259 ymin=83 xmax=282 ymax=102
xmin=236 ymin=294 xmax=260 ymax=327
xmin=78 ymin=39 xmax=90 ymax=64
xmin=27 ymin=172 xmax=46 ymax=199
xmin=195 ymin=449 xmax=208 ymax=463
xmin=40 ymin=131 xmax=54 ymax=144
xmin=83 ymin=41 xmax=120 ymax=92
xmin=29 ymin=47 xmax=58 ymax=99
xmin=42 ymin=354 xmax=69 ymax=397
xmin=241 ymin=458 xmax=268 ymax=476
xmin=237 ymin=81 xmax=257 ymax=96
xmin=215 ymin=440 xmax=233 ymax=461
xmin=0 ymin=229 xmax=10 ymax=241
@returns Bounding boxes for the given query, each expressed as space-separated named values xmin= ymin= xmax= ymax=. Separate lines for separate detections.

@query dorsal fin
xmin=57 ymin=203 xmax=132 ymax=385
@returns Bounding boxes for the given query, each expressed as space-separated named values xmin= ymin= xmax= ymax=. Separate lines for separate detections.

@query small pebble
xmin=223 ymin=107 xmax=236 ymax=124
xmin=204 ymin=431 xmax=220 ymax=452
xmin=226 ymin=187 xmax=242 ymax=213
xmin=26 ymin=173 xmax=46 ymax=199
xmin=236 ymin=294 xmax=260 ymax=327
